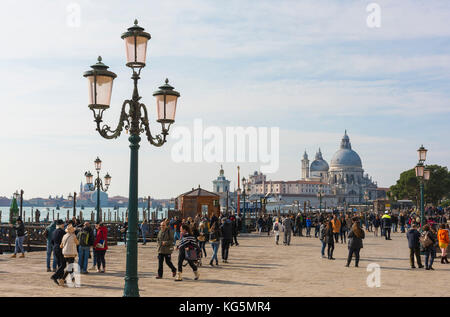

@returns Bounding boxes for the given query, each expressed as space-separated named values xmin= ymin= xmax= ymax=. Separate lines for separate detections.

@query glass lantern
xmin=121 ymin=19 xmax=151 ymax=68
xmin=153 ymin=78 xmax=180 ymax=127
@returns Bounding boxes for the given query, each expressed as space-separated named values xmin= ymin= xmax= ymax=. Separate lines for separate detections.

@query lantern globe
xmin=94 ymin=157 xmax=102 ymax=171
xmin=83 ymin=56 xmax=117 ymax=110
xmin=424 ymin=169 xmax=431 ymax=181
xmin=417 ymin=145 xmax=428 ymax=162
xmin=85 ymin=171 xmax=94 ymax=185
xmin=415 ymin=163 xmax=424 ymax=178
xmin=104 ymin=173 xmax=112 ymax=186
xmin=121 ymin=19 xmax=151 ymax=68
xmin=153 ymin=78 xmax=180 ymax=124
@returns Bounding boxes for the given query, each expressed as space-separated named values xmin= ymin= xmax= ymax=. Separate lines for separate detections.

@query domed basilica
xmin=302 ymin=131 xmax=378 ymax=204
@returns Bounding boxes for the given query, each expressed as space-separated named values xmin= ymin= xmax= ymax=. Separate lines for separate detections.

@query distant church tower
xmin=301 ymin=150 xmax=310 ymax=180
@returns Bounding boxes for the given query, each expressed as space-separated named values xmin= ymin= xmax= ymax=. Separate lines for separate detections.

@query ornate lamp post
xmin=317 ymin=184 xmax=323 ymax=213
xmin=241 ymin=177 xmax=247 ymax=233
xmin=68 ymin=192 xmax=77 ymax=218
xmin=83 ymin=20 xmax=180 ymax=297
xmin=415 ymin=145 xmax=430 ymax=229
xmin=84 ymin=157 xmax=111 ymax=222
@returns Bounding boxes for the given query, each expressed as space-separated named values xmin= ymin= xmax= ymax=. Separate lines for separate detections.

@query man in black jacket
xmin=51 ymin=220 xmax=66 ymax=285
xmin=220 ymin=218 xmax=233 ymax=263
xmin=406 ymin=224 xmax=424 ymax=269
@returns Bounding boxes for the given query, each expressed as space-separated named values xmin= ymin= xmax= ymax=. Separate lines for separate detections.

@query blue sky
xmin=1 ymin=0 xmax=449 ymax=199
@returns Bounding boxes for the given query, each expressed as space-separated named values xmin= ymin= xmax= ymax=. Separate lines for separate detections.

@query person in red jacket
xmin=94 ymin=222 xmax=108 ymax=273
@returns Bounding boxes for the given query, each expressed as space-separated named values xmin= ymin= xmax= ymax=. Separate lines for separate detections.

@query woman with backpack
xmin=421 ymin=224 xmax=437 ymax=270
xmin=175 ymin=224 xmax=199 ymax=281
xmin=94 ymin=222 xmax=108 ymax=273
xmin=346 ymin=218 xmax=365 ymax=267
xmin=209 ymin=222 xmax=221 ymax=266
xmin=272 ymin=218 xmax=281 ymax=245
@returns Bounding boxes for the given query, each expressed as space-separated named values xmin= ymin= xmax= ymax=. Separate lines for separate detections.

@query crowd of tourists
xmin=4 ymin=205 xmax=449 ymax=287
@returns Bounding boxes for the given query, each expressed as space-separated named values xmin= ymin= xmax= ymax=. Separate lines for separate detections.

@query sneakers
xmin=175 ymin=272 xmax=182 ymax=281
xmin=194 ymin=270 xmax=200 ymax=280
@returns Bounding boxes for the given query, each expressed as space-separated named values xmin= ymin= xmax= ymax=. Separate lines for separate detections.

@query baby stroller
xmin=183 ymin=243 xmax=202 ymax=267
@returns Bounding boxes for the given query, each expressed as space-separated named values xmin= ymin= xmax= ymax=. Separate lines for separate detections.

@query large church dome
xmin=310 ymin=148 xmax=329 ymax=172
xmin=330 ymin=131 xmax=362 ymax=168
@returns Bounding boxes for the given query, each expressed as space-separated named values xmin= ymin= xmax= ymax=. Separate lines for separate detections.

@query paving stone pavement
xmin=0 ymin=231 xmax=449 ymax=297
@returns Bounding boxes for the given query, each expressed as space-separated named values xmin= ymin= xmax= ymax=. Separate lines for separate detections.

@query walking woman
xmin=156 ymin=220 xmax=176 ymax=279
xmin=325 ymin=220 xmax=335 ymax=260
xmin=346 ymin=218 xmax=365 ymax=267
xmin=198 ymin=221 xmax=208 ymax=258
xmin=438 ymin=223 xmax=449 ymax=264
xmin=10 ymin=217 xmax=26 ymax=258
xmin=175 ymin=224 xmax=199 ymax=281
xmin=319 ymin=220 xmax=327 ymax=258
xmin=209 ymin=221 xmax=221 ymax=266
xmin=61 ymin=223 xmax=79 ymax=285
xmin=94 ymin=222 xmax=108 ymax=273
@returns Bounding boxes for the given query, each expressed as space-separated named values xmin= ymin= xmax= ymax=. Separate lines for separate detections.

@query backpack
xmin=78 ymin=231 xmax=90 ymax=247
xmin=274 ymin=223 xmax=279 ymax=231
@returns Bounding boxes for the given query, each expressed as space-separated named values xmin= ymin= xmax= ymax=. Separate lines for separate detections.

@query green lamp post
xmin=83 ymin=19 xmax=180 ymax=297
xmin=241 ymin=177 xmax=247 ymax=233
xmin=317 ymin=184 xmax=323 ymax=213
xmin=84 ymin=158 xmax=111 ymax=222
xmin=414 ymin=145 xmax=430 ymax=230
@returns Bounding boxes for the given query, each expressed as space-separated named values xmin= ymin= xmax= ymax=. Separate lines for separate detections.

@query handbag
xmin=185 ymin=245 xmax=198 ymax=261
xmin=420 ymin=232 xmax=433 ymax=248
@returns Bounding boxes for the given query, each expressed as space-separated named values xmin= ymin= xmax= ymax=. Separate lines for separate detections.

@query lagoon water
xmin=0 ymin=206 xmax=168 ymax=224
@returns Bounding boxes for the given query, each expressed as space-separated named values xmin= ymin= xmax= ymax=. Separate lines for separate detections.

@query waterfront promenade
xmin=0 ymin=231 xmax=449 ymax=297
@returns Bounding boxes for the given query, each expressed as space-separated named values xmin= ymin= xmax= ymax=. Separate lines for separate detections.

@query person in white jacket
xmin=60 ymin=223 xmax=79 ymax=286
xmin=272 ymin=218 xmax=281 ymax=245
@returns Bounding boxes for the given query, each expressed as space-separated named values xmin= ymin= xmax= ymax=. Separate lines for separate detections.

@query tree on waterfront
xmin=388 ymin=165 xmax=450 ymax=206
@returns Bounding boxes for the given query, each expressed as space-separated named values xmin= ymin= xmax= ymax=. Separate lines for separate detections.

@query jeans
xmin=52 ymin=249 xmax=66 ymax=280
xmin=46 ymin=240 xmax=57 ymax=270
xmin=14 ymin=236 xmax=25 ymax=254
xmin=340 ymin=229 xmax=347 ymax=243
xmin=174 ymin=231 xmax=180 ymax=243
xmin=96 ymin=250 xmax=106 ymax=269
xmin=158 ymin=253 xmax=176 ymax=277
xmin=409 ymin=247 xmax=423 ymax=267
xmin=321 ymin=241 xmax=326 ymax=256
xmin=385 ymin=228 xmax=391 ymax=240
xmin=178 ymin=248 xmax=197 ymax=273
xmin=78 ymin=246 xmax=90 ymax=273
xmin=327 ymin=242 xmax=335 ymax=259
xmin=221 ymin=239 xmax=231 ymax=260
xmin=211 ymin=242 xmax=219 ymax=263
xmin=346 ymin=247 xmax=360 ymax=266
xmin=142 ymin=230 xmax=148 ymax=244
xmin=333 ymin=232 xmax=340 ymax=243
xmin=284 ymin=231 xmax=291 ymax=245
xmin=424 ymin=247 xmax=436 ymax=269
xmin=400 ymin=224 xmax=405 ymax=233
xmin=306 ymin=227 xmax=311 ymax=236
xmin=199 ymin=241 xmax=207 ymax=257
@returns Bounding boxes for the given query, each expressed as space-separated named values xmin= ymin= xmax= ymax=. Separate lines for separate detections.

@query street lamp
xmin=415 ymin=145 xmax=430 ymax=230
xmin=68 ymin=192 xmax=77 ymax=218
xmin=317 ymin=184 xmax=323 ymax=213
xmin=83 ymin=19 xmax=180 ymax=297
xmin=85 ymin=157 xmax=111 ymax=222
xmin=242 ymin=177 xmax=247 ymax=233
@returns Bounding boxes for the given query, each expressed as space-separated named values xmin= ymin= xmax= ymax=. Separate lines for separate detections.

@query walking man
xmin=282 ymin=216 xmax=293 ymax=246
xmin=406 ymin=224 xmax=424 ymax=269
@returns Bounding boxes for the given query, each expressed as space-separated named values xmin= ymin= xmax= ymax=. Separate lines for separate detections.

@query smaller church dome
xmin=310 ymin=148 xmax=329 ymax=172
